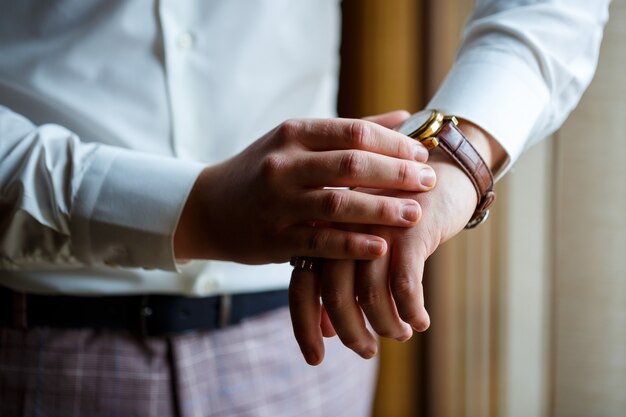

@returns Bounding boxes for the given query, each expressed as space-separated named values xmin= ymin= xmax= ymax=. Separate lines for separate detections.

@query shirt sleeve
xmin=0 ymin=105 xmax=205 ymax=271
xmin=428 ymin=0 xmax=611 ymax=176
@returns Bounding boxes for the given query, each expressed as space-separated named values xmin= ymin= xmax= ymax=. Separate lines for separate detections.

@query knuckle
xmin=323 ymin=191 xmax=348 ymax=218
xmin=375 ymin=199 xmax=395 ymax=221
xmin=397 ymin=138 xmax=413 ymax=159
xmin=349 ymin=120 xmax=371 ymax=148
xmin=260 ymin=153 xmax=287 ymax=180
xmin=308 ymin=229 xmax=331 ymax=253
xmin=339 ymin=151 xmax=367 ymax=179
xmin=277 ymin=119 xmax=304 ymax=140
xmin=342 ymin=236 xmax=360 ymax=256
xmin=392 ymin=275 xmax=418 ymax=298
xmin=397 ymin=161 xmax=414 ymax=185
xmin=358 ymin=286 xmax=383 ymax=311
xmin=322 ymin=290 xmax=348 ymax=311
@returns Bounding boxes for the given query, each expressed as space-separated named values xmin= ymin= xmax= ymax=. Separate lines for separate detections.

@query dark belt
xmin=0 ymin=286 xmax=288 ymax=337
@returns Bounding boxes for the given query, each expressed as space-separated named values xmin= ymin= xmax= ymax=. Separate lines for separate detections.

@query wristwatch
xmin=396 ymin=109 xmax=496 ymax=229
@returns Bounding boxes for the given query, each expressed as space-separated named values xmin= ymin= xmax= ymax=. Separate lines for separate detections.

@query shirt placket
xmin=158 ymin=0 xmax=212 ymax=162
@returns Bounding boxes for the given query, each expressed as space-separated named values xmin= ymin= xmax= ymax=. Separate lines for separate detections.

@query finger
xmin=320 ymin=260 xmax=378 ymax=359
xmin=297 ymin=189 xmax=422 ymax=227
xmin=363 ymin=110 xmax=411 ymax=129
xmin=356 ymin=257 xmax=413 ymax=341
xmin=292 ymin=150 xmax=436 ymax=191
xmin=285 ymin=118 xmax=429 ymax=163
xmin=320 ymin=306 xmax=336 ymax=338
xmin=389 ymin=240 xmax=431 ymax=332
xmin=289 ymin=268 xmax=325 ymax=365
xmin=286 ymin=226 xmax=388 ymax=260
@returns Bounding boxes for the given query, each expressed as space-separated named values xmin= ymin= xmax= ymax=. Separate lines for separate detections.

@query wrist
xmin=417 ymin=157 xmax=479 ymax=237
xmin=396 ymin=110 xmax=503 ymax=229
xmin=430 ymin=116 xmax=498 ymax=228
xmin=173 ymin=166 xmax=215 ymax=261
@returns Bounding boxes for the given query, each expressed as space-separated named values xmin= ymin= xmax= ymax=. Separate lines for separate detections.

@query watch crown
xmin=421 ymin=137 xmax=440 ymax=151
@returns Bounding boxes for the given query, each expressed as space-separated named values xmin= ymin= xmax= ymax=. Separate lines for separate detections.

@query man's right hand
xmin=173 ymin=113 xmax=437 ymax=264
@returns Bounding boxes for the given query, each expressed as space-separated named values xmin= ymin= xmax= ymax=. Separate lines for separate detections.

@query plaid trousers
xmin=0 ymin=307 xmax=378 ymax=417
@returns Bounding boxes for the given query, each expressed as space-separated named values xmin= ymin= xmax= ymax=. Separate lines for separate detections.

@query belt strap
xmin=0 ymin=286 xmax=288 ymax=337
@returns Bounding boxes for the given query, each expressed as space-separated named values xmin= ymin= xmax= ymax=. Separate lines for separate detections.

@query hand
xmin=289 ymin=120 xmax=506 ymax=365
xmin=173 ymin=113 xmax=437 ymax=264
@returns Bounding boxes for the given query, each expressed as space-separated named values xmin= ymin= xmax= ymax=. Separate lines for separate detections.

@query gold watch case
xmin=396 ymin=110 xmax=458 ymax=151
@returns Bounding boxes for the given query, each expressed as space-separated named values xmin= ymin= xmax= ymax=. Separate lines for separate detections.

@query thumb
xmin=363 ymin=110 xmax=411 ymax=129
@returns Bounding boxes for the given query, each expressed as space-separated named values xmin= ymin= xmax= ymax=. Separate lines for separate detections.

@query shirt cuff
xmin=70 ymin=145 xmax=205 ymax=271
xmin=427 ymin=48 xmax=550 ymax=179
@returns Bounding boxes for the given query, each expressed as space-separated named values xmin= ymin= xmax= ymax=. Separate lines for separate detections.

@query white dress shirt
xmin=0 ymin=0 xmax=610 ymax=296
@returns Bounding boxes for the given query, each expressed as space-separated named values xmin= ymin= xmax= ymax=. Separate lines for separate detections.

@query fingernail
xmin=414 ymin=143 xmax=429 ymax=162
xmin=419 ymin=168 xmax=436 ymax=188
xmin=401 ymin=204 xmax=419 ymax=222
xmin=367 ymin=240 xmax=386 ymax=256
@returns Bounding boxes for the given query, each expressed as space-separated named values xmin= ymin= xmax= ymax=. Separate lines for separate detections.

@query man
xmin=0 ymin=1 xmax=610 ymax=416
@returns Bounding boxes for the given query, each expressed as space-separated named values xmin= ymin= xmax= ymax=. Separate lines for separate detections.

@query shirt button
xmin=203 ymin=280 xmax=217 ymax=292
xmin=176 ymin=31 xmax=195 ymax=51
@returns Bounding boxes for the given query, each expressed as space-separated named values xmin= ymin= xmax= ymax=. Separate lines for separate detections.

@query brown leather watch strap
xmin=435 ymin=122 xmax=496 ymax=229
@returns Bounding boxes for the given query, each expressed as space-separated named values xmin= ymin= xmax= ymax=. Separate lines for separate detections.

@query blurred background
xmin=337 ymin=1 xmax=626 ymax=416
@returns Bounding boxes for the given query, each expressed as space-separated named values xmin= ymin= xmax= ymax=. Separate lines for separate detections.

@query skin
xmin=173 ymin=114 xmax=437 ymax=264
xmin=288 ymin=112 xmax=507 ymax=365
